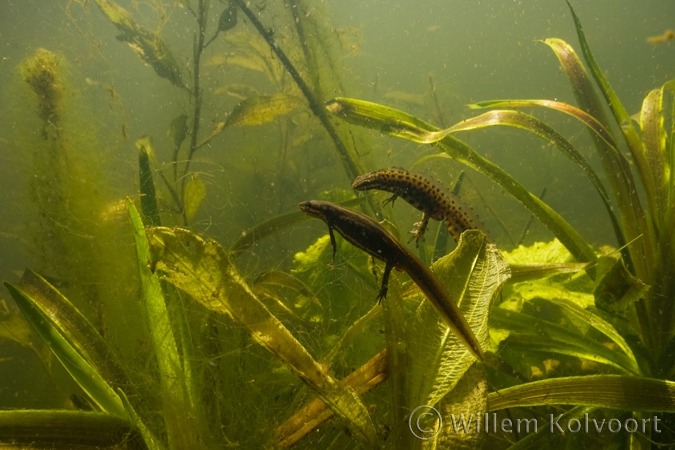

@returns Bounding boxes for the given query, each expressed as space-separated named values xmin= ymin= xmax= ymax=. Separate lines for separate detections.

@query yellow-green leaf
xmin=226 ymin=94 xmax=302 ymax=127
xmin=183 ymin=174 xmax=206 ymax=221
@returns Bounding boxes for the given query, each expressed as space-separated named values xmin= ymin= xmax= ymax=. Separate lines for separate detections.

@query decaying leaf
xmin=226 ymin=94 xmax=302 ymax=127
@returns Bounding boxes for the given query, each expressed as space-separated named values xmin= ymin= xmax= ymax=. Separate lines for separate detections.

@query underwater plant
xmin=323 ymin=1 xmax=675 ymax=448
xmin=3 ymin=1 xmax=675 ymax=450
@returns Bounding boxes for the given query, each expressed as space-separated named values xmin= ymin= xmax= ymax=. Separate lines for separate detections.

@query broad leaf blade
xmin=146 ymin=227 xmax=379 ymax=448
xmin=408 ymin=230 xmax=510 ymax=408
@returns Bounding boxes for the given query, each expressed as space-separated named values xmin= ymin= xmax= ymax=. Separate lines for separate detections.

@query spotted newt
xmin=352 ymin=167 xmax=486 ymax=246
xmin=299 ymin=200 xmax=484 ymax=360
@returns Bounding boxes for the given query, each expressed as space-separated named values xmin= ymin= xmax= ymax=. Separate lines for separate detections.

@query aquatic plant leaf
xmin=230 ymin=196 xmax=365 ymax=257
xmin=167 ymin=114 xmax=189 ymax=150
xmin=326 ymin=97 xmax=597 ymax=264
xmin=128 ymin=200 xmax=198 ymax=447
xmin=216 ymin=2 xmax=238 ymax=33
xmin=4 ymin=282 xmax=127 ymax=418
xmin=0 ymin=306 xmax=34 ymax=347
xmin=435 ymin=364 xmax=487 ymax=449
xmin=594 ymin=255 xmax=649 ymax=314
xmin=509 ymin=271 xmax=637 ymax=364
xmin=508 ymin=263 xmax=587 ymax=283
xmin=488 ymin=374 xmax=675 ymax=411
xmin=92 ymin=0 xmax=185 ymax=89
xmin=274 ymin=350 xmax=387 ymax=448
xmin=0 ymin=410 xmax=146 ymax=449
xmin=550 ymin=9 xmax=653 ymax=280
xmin=496 ymin=405 xmax=594 ymax=450
xmin=225 ymin=94 xmax=302 ymax=127
xmin=215 ymin=83 xmax=259 ymax=99
xmin=136 ymin=137 xmax=161 ymax=226
xmin=146 ymin=227 xmax=379 ymax=448
xmin=10 ymin=270 xmax=135 ymax=397
xmin=380 ymin=275 xmax=409 ymax=447
xmin=469 ymin=99 xmax=617 ymax=150
xmin=183 ymin=174 xmax=206 ymax=222
xmin=639 ymin=88 xmax=668 ymax=217
xmin=490 ymin=308 xmax=640 ymax=375
xmin=408 ymin=230 xmax=510 ymax=408
xmin=117 ymin=389 xmax=164 ymax=450
xmin=503 ymin=238 xmax=574 ymax=264
xmin=564 ymin=2 xmax=642 ymax=156
xmin=441 ymin=109 xmax=624 ymax=254
xmin=255 ymin=270 xmax=322 ymax=308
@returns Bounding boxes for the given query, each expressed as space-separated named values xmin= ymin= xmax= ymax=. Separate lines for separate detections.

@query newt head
xmin=298 ymin=200 xmax=324 ymax=220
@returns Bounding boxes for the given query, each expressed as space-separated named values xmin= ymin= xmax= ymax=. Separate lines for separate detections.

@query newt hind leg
xmin=408 ymin=212 xmax=431 ymax=247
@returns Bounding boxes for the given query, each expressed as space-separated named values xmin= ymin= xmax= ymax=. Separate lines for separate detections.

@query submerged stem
xmin=231 ymin=0 xmax=361 ymax=182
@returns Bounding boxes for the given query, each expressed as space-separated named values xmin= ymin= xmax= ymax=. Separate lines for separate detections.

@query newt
xmin=352 ymin=167 xmax=485 ymax=246
xmin=299 ymin=200 xmax=484 ymax=360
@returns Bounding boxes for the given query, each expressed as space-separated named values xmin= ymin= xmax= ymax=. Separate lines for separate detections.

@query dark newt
xmin=299 ymin=200 xmax=483 ymax=360
xmin=352 ymin=167 xmax=486 ymax=246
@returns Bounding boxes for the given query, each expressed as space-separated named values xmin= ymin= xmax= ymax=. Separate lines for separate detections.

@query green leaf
xmin=491 ymin=308 xmax=640 ymax=375
xmin=4 ymin=282 xmax=127 ymax=418
xmin=225 ymin=94 xmax=302 ymax=127
xmin=127 ymin=200 xmax=198 ymax=447
xmin=146 ymin=226 xmax=379 ymax=449
xmin=327 ymin=97 xmax=597 ymax=264
xmin=469 ymin=99 xmax=617 ymax=149
xmin=167 ymin=114 xmax=189 ymax=150
xmin=136 ymin=136 xmax=161 ymax=226
xmin=230 ymin=196 xmax=365 ymax=257
xmin=639 ymin=88 xmax=668 ymax=219
xmin=408 ymin=230 xmax=510 ymax=408
xmin=92 ymin=0 xmax=185 ymax=89
xmin=488 ymin=375 xmax=675 ymax=412
xmin=118 ymin=389 xmax=165 ymax=450
xmin=445 ymin=109 xmax=623 ymax=250
xmin=543 ymin=37 xmax=653 ymax=276
xmin=0 ymin=410 xmax=144 ymax=448
xmin=255 ymin=269 xmax=322 ymax=308
xmin=183 ymin=173 xmax=206 ymax=222
xmin=14 ymin=270 xmax=135 ymax=398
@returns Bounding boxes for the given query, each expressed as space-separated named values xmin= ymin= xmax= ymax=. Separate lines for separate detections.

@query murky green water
xmin=1 ymin=0 xmax=674 ymax=448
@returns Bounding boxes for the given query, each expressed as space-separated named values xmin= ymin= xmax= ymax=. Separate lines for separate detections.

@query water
xmin=0 ymin=0 xmax=673 ymax=448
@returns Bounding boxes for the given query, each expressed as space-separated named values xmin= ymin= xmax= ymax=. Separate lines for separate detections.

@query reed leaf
xmin=326 ymin=97 xmax=597 ymax=264
xmin=13 ymin=270 xmax=135 ymax=397
xmin=490 ymin=308 xmax=640 ymax=375
xmin=488 ymin=375 xmax=675 ymax=412
xmin=541 ymin=37 xmax=650 ymax=268
xmin=0 ymin=410 xmax=146 ymax=449
xmin=4 ymin=282 xmax=127 ymax=418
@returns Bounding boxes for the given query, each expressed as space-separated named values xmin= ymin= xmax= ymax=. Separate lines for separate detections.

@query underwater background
xmin=1 ymin=0 xmax=675 ymax=448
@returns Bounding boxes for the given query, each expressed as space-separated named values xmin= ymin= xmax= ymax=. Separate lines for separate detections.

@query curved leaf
xmin=146 ymin=226 xmax=379 ymax=449
xmin=488 ymin=375 xmax=675 ymax=412
xmin=408 ymin=230 xmax=510 ymax=408
xmin=327 ymin=97 xmax=597 ymax=264
xmin=4 ymin=282 xmax=127 ymax=418
xmin=491 ymin=308 xmax=640 ymax=375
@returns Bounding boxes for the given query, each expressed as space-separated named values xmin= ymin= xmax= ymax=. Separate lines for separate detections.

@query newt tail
xmin=299 ymin=200 xmax=484 ymax=360
xmin=352 ymin=167 xmax=486 ymax=246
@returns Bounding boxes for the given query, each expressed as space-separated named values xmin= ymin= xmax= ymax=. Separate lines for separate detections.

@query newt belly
xmin=352 ymin=167 xmax=485 ymax=246
xmin=299 ymin=199 xmax=484 ymax=360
